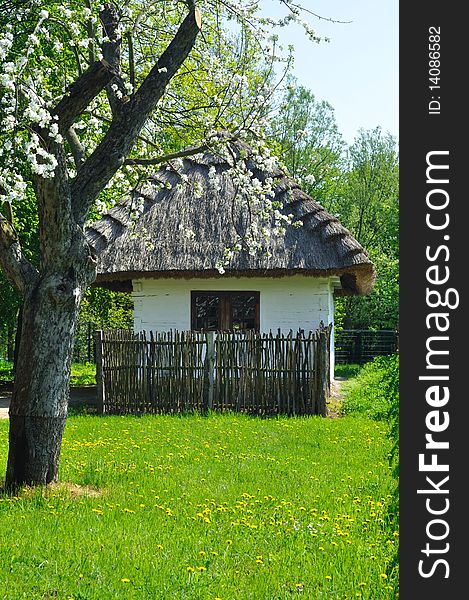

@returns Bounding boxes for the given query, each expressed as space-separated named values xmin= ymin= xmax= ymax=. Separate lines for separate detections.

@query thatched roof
xmin=86 ymin=136 xmax=375 ymax=296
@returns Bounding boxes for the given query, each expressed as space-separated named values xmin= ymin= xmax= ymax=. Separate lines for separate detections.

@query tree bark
xmin=5 ymin=270 xmax=86 ymax=489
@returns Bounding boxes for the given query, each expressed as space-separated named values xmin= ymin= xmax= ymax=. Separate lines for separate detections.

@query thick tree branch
xmin=72 ymin=6 xmax=202 ymax=225
xmin=100 ymin=3 xmax=129 ymax=116
xmin=65 ymin=126 xmax=86 ymax=168
xmin=0 ymin=216 xmax=39 ymax=294
xmin=52 ymin=59 xmax=118 ymax=132
xmin=126 ymin=31 xmax=136 ymax=91
xmin=32 ymin=133 xmax=76 ymax=271
xmin=85 ymin=0 xmax=96 ymax=63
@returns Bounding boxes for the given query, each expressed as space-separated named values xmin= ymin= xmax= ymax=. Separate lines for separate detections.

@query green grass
xmin=0 ymin=413 xmax=398 ymax=599
xmin=341 ymin=355 xmax=399 ymax=422
xmin=0 ymin=362 xmax=96 ymax=386
xmin=334 ymin=363 xmax=363 ymax=379
xmin=69 ymin=362 xmax=96 ymax=386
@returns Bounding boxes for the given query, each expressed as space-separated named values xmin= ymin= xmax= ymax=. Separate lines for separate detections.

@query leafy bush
xmin=0 ymin=361 xmax=13 ymax=383
xmin=341 ymin=353 xmax=399 ymax=583
xmin=341 ymin=354 xmax=399 ymax=421
xmin=0 ymin=361 xmax=96 ymax=386
xmin=334 ymin=363 xmax=363 ymax=379
xmin=69 ymin=363 xmax=96 ymax=386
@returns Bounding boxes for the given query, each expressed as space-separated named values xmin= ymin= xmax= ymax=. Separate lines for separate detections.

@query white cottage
xmin=87 ymin=137 xmax=375 ymax=377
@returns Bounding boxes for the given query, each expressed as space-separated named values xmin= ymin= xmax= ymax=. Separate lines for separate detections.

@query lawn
xmin=0 ymin=412 xmax=398 ymax=599
xmin=0 ymin=362 xmax=96 ymax=387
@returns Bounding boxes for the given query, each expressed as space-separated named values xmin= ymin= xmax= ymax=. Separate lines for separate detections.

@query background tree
xmin=333 ymin=128 xmax=399 ymax=330
xmin=270 ymin=81 xmax=345 ymax=206
xmin=272 ymin=86 xmax=398 ymax=331
xmin=0 ymin=0 xmax=323 ymax=488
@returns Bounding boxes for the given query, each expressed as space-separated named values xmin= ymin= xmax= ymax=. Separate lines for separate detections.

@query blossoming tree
xmin=0 ymin=0 xmax=323 ymax=488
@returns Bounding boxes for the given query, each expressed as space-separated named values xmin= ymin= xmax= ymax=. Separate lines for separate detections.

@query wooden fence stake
xmin=95 ymin=330 xmax=105 ymax=414
xmin=202 ymin=332 xmax=215 ymax=412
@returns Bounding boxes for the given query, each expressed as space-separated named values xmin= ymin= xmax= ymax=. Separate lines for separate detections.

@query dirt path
xmin=0 ymin=393 xmax=10 ymax=419
xmin=1 ymin=382 xmax=344 ymax=420
xmin=0 ymin=386 xmax=97 ymax=419
xmin=326 ymin=377 xmax=347 ymax=418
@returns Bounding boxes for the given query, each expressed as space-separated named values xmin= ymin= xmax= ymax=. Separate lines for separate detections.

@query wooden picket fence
xmin=95 ymin=326 xmax=332 ymax=417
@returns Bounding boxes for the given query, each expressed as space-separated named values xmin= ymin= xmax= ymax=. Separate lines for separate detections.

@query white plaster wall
xmin=132 ymin=275 xmax=338 ymax=377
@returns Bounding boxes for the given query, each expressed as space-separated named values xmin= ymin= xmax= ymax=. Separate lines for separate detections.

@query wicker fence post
xmin=95 ymin=330 xmax=105 ymax=414
xmin=202 ymin=332 xmax=216 ymax=413
xmin=317 ymin=328 xmax=328 ymax=416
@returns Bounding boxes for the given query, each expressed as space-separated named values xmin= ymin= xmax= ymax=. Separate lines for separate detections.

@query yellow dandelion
xmin=156 ymin=544 xmax=163 ymax=550
xmin=226 ymin=539 xmax=233 ymax=545
xmin=121 ymin=578 xmax=130 ymax=583
xmin=199 ymin=550 xmax=206 ymax=556
xmin=197 ymin=566 xmax=207 ymax=572
xmin=325 ymin=575 xmax=332 ymax=580
xmin=380 ymin=573 xmax=388 ymax=579
xmin=186 ymin=567 xmax=195 ymax=573
xmin=295 ymin=583 xmax=304 ymax=590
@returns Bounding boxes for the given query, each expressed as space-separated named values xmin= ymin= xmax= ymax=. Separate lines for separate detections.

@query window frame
xmin=190 ymin=291 xmax=260 ymax=332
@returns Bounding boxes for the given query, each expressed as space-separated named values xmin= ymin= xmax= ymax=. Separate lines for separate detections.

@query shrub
xmin=0 ymin=361 xmax=96 ymax=386
xmin=0 ymin=361 xmax=13 ymax=384
xmin=341 ymin=353 xmax=399 ymax=422
xmin=334 ymin=363 xmax=363 ymax=379
xmin=69 ymin=363 xmax=96 ymax=386
xmin=341 ymin=353 xmax=400 ymax=583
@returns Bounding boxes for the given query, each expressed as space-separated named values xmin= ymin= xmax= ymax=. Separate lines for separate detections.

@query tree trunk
xmin=5 ymin=274 xmax=83 ymax=489
xmin=11 ymin=305 xmax=22 ymax=373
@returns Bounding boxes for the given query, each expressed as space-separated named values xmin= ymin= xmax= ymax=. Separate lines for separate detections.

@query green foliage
xmin=333 ymin=129 xmax=399 ymax=330
xmin=69 ymin=363 xmax=96 ymax=386
xmin=0 ymin=187 xmax=39 ymax=357
xmin=0 ymin=361 xmax=96 ymax=386
xmin=341 ymin=354 xmax=399 ymax=422
xmin=0 ymin=412 xmax=398 ymax=598
xmin=0 ymin=360 xmax=13 ymax=383
xmin=270 ymin=82 xmax=345 ymax=206
xmin=79 ymin=288 xmax=133 ymax=330
xmin=341 ymin=252 xmax=399 ymax=330
xmin=333 ymin=296 xmax=346 ymax=332
xmin=271 ymin=87 xmax=399 ymax=331
xmin=338 ymin=129 xmax=399 ymax=255
xmin=340 ymin=353 xmax=399 ymax=581
xmin=334 ymin=363 xmax=363 ymax=379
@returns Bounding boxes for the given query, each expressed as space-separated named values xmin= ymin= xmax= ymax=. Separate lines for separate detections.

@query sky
xmin=259 ymin=0 xmax=399 ymax=145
